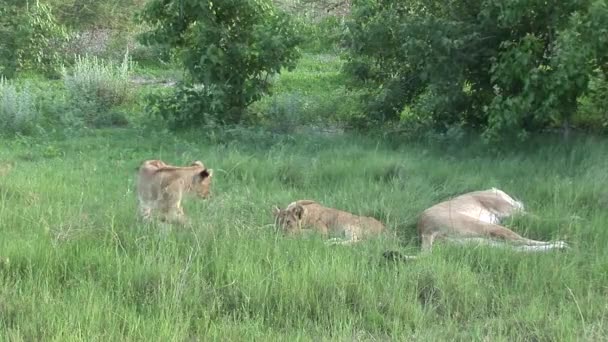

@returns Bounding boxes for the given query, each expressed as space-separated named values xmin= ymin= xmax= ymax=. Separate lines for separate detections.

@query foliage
xmin=0 ymin=1 xmax=69 ymax=78
xmin=343 ymin=0 xmax=608 ymax=140
xmin=250 ymin=53 xmax=361 ymax=132
xmin=61 ymin=53 xmax=132 ymax=127
xmin=138 ymin=0 xmax=302 ymax=126
xmin=575 ymin=68 xmax=608 ymax=133
xmin=298 ymin=16 xmax=347 ymax=53
xmin=0 ymin=78 xmax=41 ymax=135
xmin=44 ymin=0 xmax=148 ymax=29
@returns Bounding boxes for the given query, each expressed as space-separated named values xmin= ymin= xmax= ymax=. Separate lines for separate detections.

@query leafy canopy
xmin=343 ymin=0 xmax=608 ymax=140
xmin=138 ymin=0 xmax=302 ymax=126
xmin=0 ymin=1 xmax=68 ymax=78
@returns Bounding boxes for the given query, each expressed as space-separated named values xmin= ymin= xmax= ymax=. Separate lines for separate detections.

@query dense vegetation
xmin=343 ymin=0 xmax=608 ymax=139
xmin=138 ymin=0 xmax=302 ymax=126
xmin=1 ymin=0 xmax=606 ymax=136
xmin=1 ymin=0 xmax=608 ymax=340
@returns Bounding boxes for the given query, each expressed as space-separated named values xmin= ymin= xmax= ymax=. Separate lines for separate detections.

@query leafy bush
xmin=298 ymin=16 xmax=346 ymax=53
xmin=256 ymin=86 xmax=361 ymax=133
xmin=261 ymin=92 xmax=309 ymax=133
xmin=61 ymin=53 xmax=132 ymax=127
xmin=344 ymin=0 xmax=608 ymax=140
xmin=247 ymin=53 xmax=361 ymax=131
xmin=46 ymin=0 xmax=146 ymax=30
xmin=138 ymin=0 xmax=302 ymax=127
xmin=575 ymin=68 xmax=608 ymax=133
xmin=0 ymin=2 xmax=69 ymax=79
xmin=0 ymin=78 xmax=41 ymax=135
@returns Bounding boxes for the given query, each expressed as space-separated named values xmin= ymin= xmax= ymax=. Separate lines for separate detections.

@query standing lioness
xmin=136 ymin=159 xmax=213 ymax=225
xmin=272 ymin=200 xmax=385 ymax=245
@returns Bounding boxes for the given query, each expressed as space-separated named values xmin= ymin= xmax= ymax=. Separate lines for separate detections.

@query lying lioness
xmin=136 ymin=159 xmax=213 ymax=225
xmin=272 ymin=200 xmax=385 ymax=245
xmin=386 ymin=188 xmax=569 ymax=260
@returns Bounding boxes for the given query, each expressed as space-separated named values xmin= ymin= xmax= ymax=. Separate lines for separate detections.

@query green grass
xmin=251 ymin=53 xmax=361 ymax=128
xmin=1 ymin=128 xmax=608 ymax=340
xmin=2 ymin=45 xmax=608 ymax=340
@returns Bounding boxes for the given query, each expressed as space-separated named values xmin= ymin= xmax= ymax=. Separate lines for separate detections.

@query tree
xmin=0 ymin=1 xmax=68 ymax=78
xmin=343 ymin=0 xmax=608 ymax=140
xmin=43 ymin=0 xmax=149 ymax=29
xmin=138 ymin=0 xmax=302 ymax=126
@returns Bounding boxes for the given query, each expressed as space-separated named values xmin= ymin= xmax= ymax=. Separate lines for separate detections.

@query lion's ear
xmin=192 ymin=161 xmax=204 ymax=167
xmin=207 ymin=169 xmax=213 ymax=178
xmin=293 ymin=205 xmax=304 ymax=220
xmin=272 ymin=206 xmax=281 ymax=217
xmin=199 ymin=169 xmax=210 ymax=179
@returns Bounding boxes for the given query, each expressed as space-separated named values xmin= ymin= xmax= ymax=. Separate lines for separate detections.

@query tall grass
xmin=1 ymin=128 xmax=607 ymax=340
xmin=252 ymin=53 xmax=361 ymax=131
xmin=0 ymin=78 xmax=40 ymax=135
xmin=61 ymin=52 xmax=132 ymax=127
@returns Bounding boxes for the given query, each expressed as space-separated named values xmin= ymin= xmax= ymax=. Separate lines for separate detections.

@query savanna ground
xmin=2 ymin=53 xmax=608 ymax=341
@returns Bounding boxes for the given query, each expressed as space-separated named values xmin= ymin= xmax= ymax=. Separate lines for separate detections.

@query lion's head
xmin=190 ymin=161 xmax=213 ymax=199
xmin=272 ymin=204 xmax=304 ymax=235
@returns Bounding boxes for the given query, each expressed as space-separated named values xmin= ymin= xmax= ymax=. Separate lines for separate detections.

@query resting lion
xmin=136 ymin=159 xmax=213 ymax=225
xmin=385 ymin=188 xmax=570 ymax=261
xmin=272 ymin=200 xmax=385 ymax=245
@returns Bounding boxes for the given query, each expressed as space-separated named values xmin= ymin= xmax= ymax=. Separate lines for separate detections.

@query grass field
xmin=2 ymin=49 xmax=608 ymax=340
xmin=1 ymin=126 xmax=608 ymax=340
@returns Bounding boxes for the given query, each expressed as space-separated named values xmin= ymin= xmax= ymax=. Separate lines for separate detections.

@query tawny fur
xmin=272 ymin=200 xmax=385 ymax=245
xmin=136 ymin=160 xmax=213 ymax=225
xmin=413 ymin=188 xmax=569 ymax=255
xmin=0 ymin=163 xmax=12 ymax=177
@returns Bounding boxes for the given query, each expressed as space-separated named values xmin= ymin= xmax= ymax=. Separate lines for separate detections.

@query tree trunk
xmin=563 ymin=117 xmax=571 ymax=142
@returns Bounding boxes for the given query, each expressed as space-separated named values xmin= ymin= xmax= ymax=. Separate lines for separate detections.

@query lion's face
xmin=192 ymin=168 xmax=213 ymax=199
xmin=272 ymin=205 xmax=303 ymax=235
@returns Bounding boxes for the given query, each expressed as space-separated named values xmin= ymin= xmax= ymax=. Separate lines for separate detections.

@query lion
xmin=385 ymin=188 xmax=569 ymax=261
xmin=136 ymin=159 xmax=213 ymax=225
xmin=272 ymin=200 xmax=386 ymax=245
xmin=0 ymin=162 xmax=12 ymax=177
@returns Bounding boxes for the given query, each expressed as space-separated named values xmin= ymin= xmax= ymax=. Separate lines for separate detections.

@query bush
xmin=261 ymin=92 xmax=309 ymax=133
xmin=343 ymin=0 xmax=608 ymax=140
xmin=298 ymin=16 xmax=346 ymax=53
xmin=255 ymin=87 xmax=361 ymax=133
xmin=61 ymin=53 xmax=132 ymax=127
xmin=575 ymin=68 xmax=608 ymax=133
xmin=138 ymin=0 xmax=302 ymax=127
xmin=0 ymin=2 xmax=69 ymax=79
xmin=0 ymin=78 xmax=41 ymax=135
xmin=46 ymin=0 xmax=146 ymax=30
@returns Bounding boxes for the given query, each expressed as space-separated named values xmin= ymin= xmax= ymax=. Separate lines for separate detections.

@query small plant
xmin=61 ymin=52 xmax=132 ymax=127
xmin=0 ymin=78 xmax=40 ymax=135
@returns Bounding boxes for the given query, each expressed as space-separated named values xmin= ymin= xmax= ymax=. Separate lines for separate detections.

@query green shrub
xmin=256 ymin=87 xmax=361 ymax=132
xmin=0 ymin=78 xmax=41 ymax=135
xmin=262 ymin=92 xmax=308 ymax=133
xmin=299 ymin=16 xmax=346 ymax=53
xmin=61 ymin=53 xmax=132 ymax=127
xmin=138 ymin=0 xmax=302 ymax=127
xmin=575 ymin=68 xmax=608 ymax=133
xmin=247 ymin=53 xmax=362 ymax=131
xmin=343 ymin=0 xmax=608 ymax=140
xmin=0 ymin=2 xmax=69 ymax=79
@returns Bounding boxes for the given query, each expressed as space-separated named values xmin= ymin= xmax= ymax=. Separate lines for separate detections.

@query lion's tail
xmin=382 ymin=250 xmax=418 ymax=262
